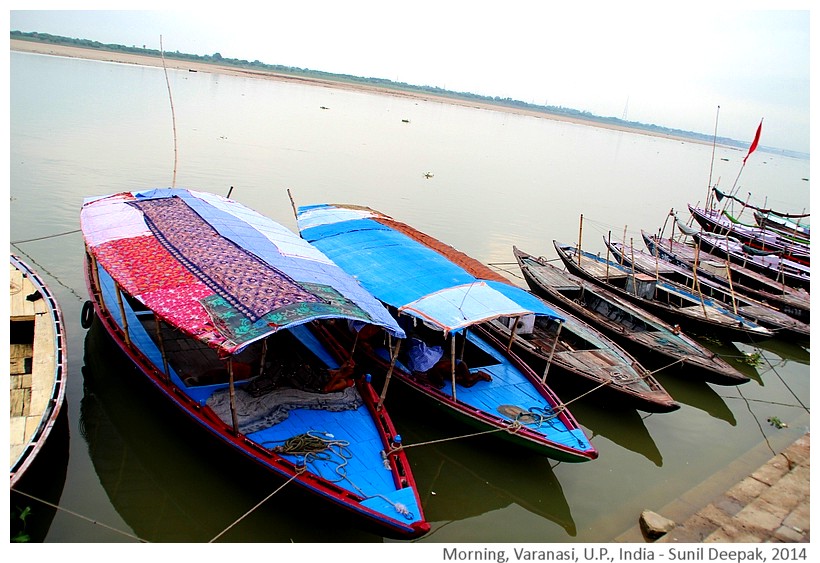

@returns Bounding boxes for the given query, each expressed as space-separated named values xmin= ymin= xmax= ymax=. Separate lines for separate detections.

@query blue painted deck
xmin=377 ymin=331 xmax=591 ymax=453
xmin=94 ymin=262 xmax=422 ymax=525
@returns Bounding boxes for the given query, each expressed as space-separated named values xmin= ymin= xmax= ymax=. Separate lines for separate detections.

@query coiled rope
xmin=264 ymin=431 xmax=416 ymax=521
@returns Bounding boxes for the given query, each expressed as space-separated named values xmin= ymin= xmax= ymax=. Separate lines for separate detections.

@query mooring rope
xmin=10 ymin=229 xmax=82 ymax=245
xmin=209 ymin=470 xmax=304 ymax=543
xmin=11 ymin=488 xmax=147 ymax=542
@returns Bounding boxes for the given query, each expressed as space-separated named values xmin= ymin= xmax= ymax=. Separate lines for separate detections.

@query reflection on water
xmin=385 ymin=395 xmax=576 ymax=539
xmin=10 ymin=50 xmax=810 ymax=543
xmin=567 ymin=402 xmax=662 ymax=467
xmin=10 ymin=407 xmax=69 ymax=543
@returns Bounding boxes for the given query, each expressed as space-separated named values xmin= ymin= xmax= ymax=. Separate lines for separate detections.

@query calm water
xmin=8 ymin=51 xmax=810 ymax=544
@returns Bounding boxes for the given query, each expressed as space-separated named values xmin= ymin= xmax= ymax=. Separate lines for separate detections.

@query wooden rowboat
xmin=689 ymin=205 xmax=810 ymax=266
xmin=604 ymin=237 xmax=809 ymax=340
xmin=553 ymin=240 xmax=773 ymax=342
xmin=513 ymin=247 xmax=748 ymax=386
xmin=642 ymin=230 xmax=810 ymax=324
xmin=10 ymin=254 xmax=68 ymax=487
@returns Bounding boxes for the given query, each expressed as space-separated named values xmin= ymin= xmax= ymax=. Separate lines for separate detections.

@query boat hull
xmin=513 ymin=247 xmax=748 ymax=386
xmin=82 ymin=252 xmax=429 ymax=540
xmin=642 ymin=231 xmax=810 ymax=324
xmin=10 ymin=254 xmax=68 ymax=487
xmin=553 ymin=241 xmax=773 ymax=342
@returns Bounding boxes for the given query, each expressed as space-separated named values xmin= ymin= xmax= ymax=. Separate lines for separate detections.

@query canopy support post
xmin=228 ymin=358 xmax=239 ymax=434
xmin=541 ymin=320 xmax=563 ymax=384
xmin=378 ymin=339 xmax=401 ymax=410
xmin=450 ymin=336 xmax=457 ymax=402
xmin=153 ymin=315 xmax=171 ymax=382
xmin=506 ymin=318 xmax=517 ymax=352
xmin=114 ymin=283 xmax=130 ymax=346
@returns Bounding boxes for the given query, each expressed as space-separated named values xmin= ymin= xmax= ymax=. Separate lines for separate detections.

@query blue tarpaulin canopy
xmin=297 ymin=203 xmax=564 ymax=334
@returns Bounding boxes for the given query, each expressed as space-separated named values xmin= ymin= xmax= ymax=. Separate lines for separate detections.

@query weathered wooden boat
xmin=693 ymin=231 xmax=810 ymax=292
xmin=80 ymin=188 xmax=429 ymax=539
xmin=689 ymin=205 xmax=810 ymax=266
xmin=642 ymin=230 xmax=810 ymax=324
xmin=553 ymin=241 xmax=773 ymax=342
xmin=710 ymin=187 xmax=809 ymax=242
xmin=604 ymin=237 xmax=809 ymax=340
xmin=297 ymin=203 xmax=598 ymax=462
xmin=513 ymin=247 xmax=748 ymax=386
xmin=482 ymin=301 xmax=679 ymax=413
xmin=753 ymin=210 xmax=810 ymax=242
xmin=716 ymin=207 xmax=810 ymax=247
xmin=10 ymin=254 xmax=68 ymax=488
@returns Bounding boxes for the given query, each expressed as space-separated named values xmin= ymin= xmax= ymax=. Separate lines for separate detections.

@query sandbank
xmin=11 ymin=38 xmax=700 ymax=144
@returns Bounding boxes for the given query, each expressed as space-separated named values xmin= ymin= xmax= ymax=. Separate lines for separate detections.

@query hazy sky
xmin=8 ymin=2 xmax=813 ymax=154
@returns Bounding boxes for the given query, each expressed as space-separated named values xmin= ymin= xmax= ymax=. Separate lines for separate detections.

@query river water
xmin=8 ymin=50 xmax=810 ymax=545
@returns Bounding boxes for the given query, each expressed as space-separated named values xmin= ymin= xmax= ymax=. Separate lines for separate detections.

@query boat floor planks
xmin=10 ymin=256 xmax=67 ymax=485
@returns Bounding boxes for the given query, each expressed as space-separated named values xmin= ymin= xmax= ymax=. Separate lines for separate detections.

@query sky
xmin=7 ymin=1 xmax=814 ymax=154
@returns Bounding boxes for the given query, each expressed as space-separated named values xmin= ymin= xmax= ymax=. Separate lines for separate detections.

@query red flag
xmin=743 ymin=119 xmax=762 ymax=164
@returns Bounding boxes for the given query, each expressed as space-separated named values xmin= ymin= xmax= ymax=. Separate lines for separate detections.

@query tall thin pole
xmin=706 ymin=105 xmax=720 ymax=207
xmin=577 ymin=214 xmax=584 ymax=267
xmin=159 ymin=35 xmax=178 ymax=188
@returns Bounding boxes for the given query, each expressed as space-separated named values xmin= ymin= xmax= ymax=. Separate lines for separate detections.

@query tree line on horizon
xmin=12 ymin=29 xmax=798 ymax=157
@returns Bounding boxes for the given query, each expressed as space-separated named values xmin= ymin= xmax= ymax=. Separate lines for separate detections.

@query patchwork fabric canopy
xmin=297 ymin=203 xmax=564 ymax=334
xmin=81 ymin=189 xmax=405 ymax=355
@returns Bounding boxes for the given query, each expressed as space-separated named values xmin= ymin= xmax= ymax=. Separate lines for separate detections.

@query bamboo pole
xmin=506 ymin=318 xmax=517 ymax=351
xmin=629 ymin=241 xmax=638 ymax=298
xmin=620 ymin=225 xmax=627 ymax=265
xmin=541 ymin=321 xmax=563 ymax=384
xmin=114 ymin=283 xmax=130 ymax=346
xmin=577 ymin=214 xmax=583 ymax=268
xmin=605 ymin=231 xmax=611 ymax=281
xmin=287 ymin=188 xmax=298 ymax=220
xmin=692 ymin=243 xmax=709 ymax=319
xmin=159 ymin=35 xmax=178 ymax=188
xmin=88 ymin=251 xmax=103 ymax=306
xmin=153 ymin=315 xmax=171 ymax=382
xmin=724 ymin=261 xmax=739 ymax=315
xmin=706 ymin=105 xmax=720 ymax=207
xmin=378 ymin=339 xmax=401 ymax=410
xmin=228 ymin=358 xmax=239 ymax=434
xmin=449 ymin=336 xmax=457 ymax=402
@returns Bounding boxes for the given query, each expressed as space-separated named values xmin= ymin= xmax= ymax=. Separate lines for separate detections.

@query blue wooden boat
xmin=297 ymin=203 xmax=598 ymax=463
xmin=80 ymin=188 xmax=429 ymax=539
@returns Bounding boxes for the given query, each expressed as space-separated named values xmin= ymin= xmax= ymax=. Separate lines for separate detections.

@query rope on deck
xmin=264 ymin=431 xmax=416 ymax=522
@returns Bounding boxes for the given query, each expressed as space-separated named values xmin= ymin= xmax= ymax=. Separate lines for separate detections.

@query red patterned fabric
xmin=93 ymin=235 xmax=201 ymax=297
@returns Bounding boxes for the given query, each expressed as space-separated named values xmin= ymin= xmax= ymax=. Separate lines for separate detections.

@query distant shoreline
xmin=10 ymin=38 xmax=709 ymax=147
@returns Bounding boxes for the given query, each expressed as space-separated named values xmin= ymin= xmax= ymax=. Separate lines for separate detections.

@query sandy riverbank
xmin=11 ymin=38 xmax=701 ymax=144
